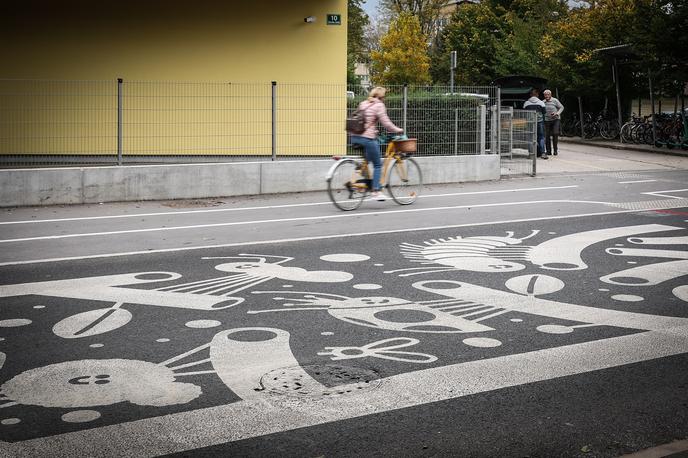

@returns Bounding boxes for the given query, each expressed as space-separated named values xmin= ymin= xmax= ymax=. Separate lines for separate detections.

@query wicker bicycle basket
xmin=393 ymin=138 xmax=417 ymax=153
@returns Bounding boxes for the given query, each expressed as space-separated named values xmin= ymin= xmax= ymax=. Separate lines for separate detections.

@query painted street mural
xmin=0 ymin=213 xmax=687 ymax=453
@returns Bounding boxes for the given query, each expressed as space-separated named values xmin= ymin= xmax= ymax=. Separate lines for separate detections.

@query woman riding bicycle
xmin=350 ymin=86 xmax=404 ymax=201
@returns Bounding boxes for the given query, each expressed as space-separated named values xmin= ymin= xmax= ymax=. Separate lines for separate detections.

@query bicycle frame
xmin=325 ymin=139 xmax=409 ymax=190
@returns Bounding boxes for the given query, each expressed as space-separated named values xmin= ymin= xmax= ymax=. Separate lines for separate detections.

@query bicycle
xmin=326 ymin=135 xmax=423 ymax=211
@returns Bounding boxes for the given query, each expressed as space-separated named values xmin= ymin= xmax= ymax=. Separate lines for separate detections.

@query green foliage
xmin=370 ymin=12 xmax=432 ymax=85
xmin=348 ymin=0 xmax=369 ymax=85
xmin=347 ymin=92 xmax=486 ymax=154
xmin=434 ymin=4 xmax=506 ymax=85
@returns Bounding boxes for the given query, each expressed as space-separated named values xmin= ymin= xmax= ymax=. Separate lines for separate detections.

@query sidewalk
xmin=559 ymin=136 xmax=688 ymax=158
xmin=531 ymin=140 xmax=688 ymax=175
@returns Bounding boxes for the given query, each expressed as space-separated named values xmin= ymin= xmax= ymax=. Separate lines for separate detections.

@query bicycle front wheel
xmin=327 ymin=159 xmax=366 ymax=211
xmin=387 ymin=157 xmax=422 ymax=205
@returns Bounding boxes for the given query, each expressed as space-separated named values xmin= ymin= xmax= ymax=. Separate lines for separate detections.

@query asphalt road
xmin=1 ymin=144 xmax=688 ymax=457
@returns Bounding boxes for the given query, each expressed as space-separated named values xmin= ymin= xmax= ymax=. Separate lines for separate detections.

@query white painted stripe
xmin=0 ymin=199 xmax=612 ymax=244
xmin=0 ymin=206 xmax=661 ymax=267
xmin=621 ymin=439 xmax=688 ymax=457
xmin=0 ymin=186 xmax=579 ymax=225
xmin=618 ymin=180 xmax=657 ymax=184
xmin=644 ymin=189 xmax=688 ymax=199
xmin=8 ymin=327 xmax=688 ymax=456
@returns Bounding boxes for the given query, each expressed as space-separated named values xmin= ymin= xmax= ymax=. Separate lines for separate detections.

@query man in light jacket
xmin=543 ymin=89 xmax=564 ymax=156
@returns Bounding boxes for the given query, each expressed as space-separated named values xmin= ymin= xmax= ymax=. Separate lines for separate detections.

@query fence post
xmin=578 ymin=96 xmax=584 ymax=138
xmin=496 ymin=86 xmax=501 ymax=155
xmin=117 ymin=78 xmax=123 ymax=166
xmin=402 ymin=84 xmax=408 ymax=132
xmin=453 ymin=108 xmax=459 ymax=155
xmin=648 ymin=70 xmax=657 ymax=146
xmin=478 ymin=105 xmax=487 ymax=154
xmin=490 ymin=104 xmax=498 ymax=154
xmin=271 ymin=81 xmax=277 ymax=161
xmin=532 ymin=113 xmax=537 ymax=176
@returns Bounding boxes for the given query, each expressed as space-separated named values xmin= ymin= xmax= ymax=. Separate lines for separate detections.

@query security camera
xmin=304 ymin=16 xmax=316 ymax=23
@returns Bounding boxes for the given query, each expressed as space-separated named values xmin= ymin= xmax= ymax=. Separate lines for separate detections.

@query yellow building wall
xmin=0 ymin=1 xmax=348 ymax=157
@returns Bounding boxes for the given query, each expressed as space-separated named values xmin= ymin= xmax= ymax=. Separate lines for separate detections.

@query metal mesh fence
xmin=122 ymin=81 xmax=272 ymax=157
xmin=346 ymin=85 xmax=498 ymax=156
xmin=0 ymin=80 xmax=533 ymax=172
xmin=499 ymin=109 xmax=537 ymax=177
xmin=0 ymin=80 xmax=117 ymax=166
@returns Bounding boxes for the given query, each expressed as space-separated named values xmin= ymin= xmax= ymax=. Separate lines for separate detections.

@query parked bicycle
xmin=326 ymin=135 xmax=423 ymax=211
xmin=562 ymin=110 xmax=619 ymax=140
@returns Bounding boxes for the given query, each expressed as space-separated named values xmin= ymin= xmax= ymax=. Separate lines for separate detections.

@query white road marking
xmin=644 ymin=188 xmax=688 ymax=199
xmin=0 ymin=199 xmax=612 ymax=244
xmin=618 ymin=180 xmax=657 ymax=184
xmin=0 ymin=186 xmax=578 ymax=225
xmin=0 ymin=206 xmax=670 ymax=267
xmin=8 ymin=327 xmax=688 ymax=456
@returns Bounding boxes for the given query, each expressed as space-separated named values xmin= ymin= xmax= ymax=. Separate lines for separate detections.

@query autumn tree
xmin=370 ymin=12 xmax=431 ymax=86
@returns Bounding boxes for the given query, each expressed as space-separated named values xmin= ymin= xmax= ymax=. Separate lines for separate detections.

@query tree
xmin=492 ymin=0 xmax=568 ymax=77
xmin=540 ymin=0 xmax=638 ymax=96
xmin=634 ymin=0 xmax=688 ymax=97
xmin=347 ymin=0 xmax=370 ymax=85
xmin=379 ymin=0 xmax=446 ymax=39
xmin=433 ymin=4 xmax=507 ymax=85
xmin=370 ymin=12 xmax=432 ymax=86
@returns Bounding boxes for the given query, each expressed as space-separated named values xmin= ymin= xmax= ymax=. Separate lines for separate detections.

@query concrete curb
xmin=0 ymin=155 xmax=499 ymax=208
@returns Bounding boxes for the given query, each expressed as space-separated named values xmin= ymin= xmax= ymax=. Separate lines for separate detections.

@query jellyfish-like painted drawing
xmin=0 ymin=254 xmax=353 ymax=340
xmin=390 ymin=224 xmax=683 ymax=275
xmin=248 ymin=290 xmax=510 ymax=333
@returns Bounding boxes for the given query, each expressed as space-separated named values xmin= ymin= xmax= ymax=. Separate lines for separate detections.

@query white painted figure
xmin=391 ymin=225 xmax=684 ymax=274
xmin=249 ymin=290 xmax=505 ymax=333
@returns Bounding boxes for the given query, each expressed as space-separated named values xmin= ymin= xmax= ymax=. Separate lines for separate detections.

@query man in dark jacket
xmin=523 ymin=88 xmax=547 ymax=159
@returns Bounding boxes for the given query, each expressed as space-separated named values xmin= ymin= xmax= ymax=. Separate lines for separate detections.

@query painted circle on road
xmin=185 ymin=320 xmax=221 ymax=329
xmin=320 ymin=253 xmax=370 ymax=262
xmin=463 ymin=337 xmax=502 ymax=348
xmin=673 ymin=285 xmax=688 ymax=303
xmin=0 ymin=319 xmax=31 ymax=328
xmin=62 ymin=410 xmax=101 ymax=423
xmin=505 ymin=274 xmax=565 ymax=296
xmin=353 ymin=284 xmax=382 ymax=290
xmin=537 ymin=324 xmax=574 ymax=334
xmin=611 ymin=294 xmax=644 ymax=302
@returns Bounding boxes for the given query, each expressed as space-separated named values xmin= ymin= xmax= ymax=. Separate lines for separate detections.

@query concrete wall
xmin=0 ymin=156 xmax=499 ymax=207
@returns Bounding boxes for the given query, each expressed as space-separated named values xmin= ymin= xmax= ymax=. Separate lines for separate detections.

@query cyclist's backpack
xmin=346 ymin=104 xmax=369 ymax=134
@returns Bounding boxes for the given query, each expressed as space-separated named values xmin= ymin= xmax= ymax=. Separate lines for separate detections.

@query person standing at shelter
xmin=350 ymin=87 xmax=404 ymax=201
xmin=543 ymin=89 xmax=564 ymax=156
xmin=523 ymin=88 xmax=547 ymax=159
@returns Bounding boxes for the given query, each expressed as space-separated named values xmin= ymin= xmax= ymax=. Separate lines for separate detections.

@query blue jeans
xmin=537 ymin=121 xmax=546 ymax=156
xmin=350 ymin=135 xmax=382 ymax=191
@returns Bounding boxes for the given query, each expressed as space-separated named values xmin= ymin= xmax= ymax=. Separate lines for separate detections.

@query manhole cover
xmin=259 ymin=364 xmax=382 ymax=398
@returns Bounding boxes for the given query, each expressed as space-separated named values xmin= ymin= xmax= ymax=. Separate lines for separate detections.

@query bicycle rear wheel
xmin=619 ymin=122 xmax=633 ymax=143
xmin=387 ymin=157 xmax=422 ymax=205
xmin=599 ymin=120 xmax=619 ymax=140
xmin=327 ymin=159 xmax=366 ymax=211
